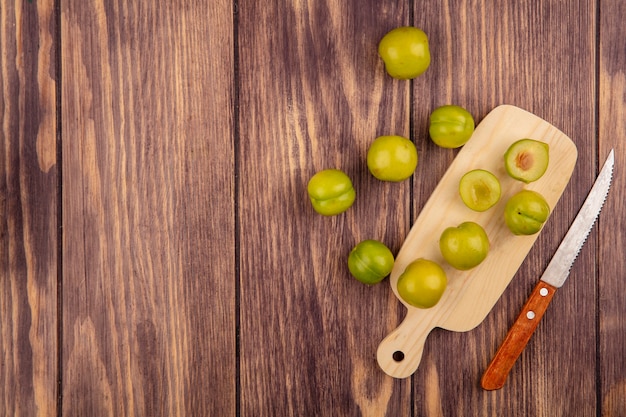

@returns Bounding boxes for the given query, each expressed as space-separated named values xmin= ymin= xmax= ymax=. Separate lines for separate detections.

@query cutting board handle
xmin=377 ymin=309 xmax=436 ymax=378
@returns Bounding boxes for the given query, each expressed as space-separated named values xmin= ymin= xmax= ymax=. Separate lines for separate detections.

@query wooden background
xmin=1 ymin=0 xmax=625 ymax=416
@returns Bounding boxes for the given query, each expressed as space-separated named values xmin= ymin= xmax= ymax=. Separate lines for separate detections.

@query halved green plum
xmin=459 ymin=169 xmax=501 ymax=212
xmin=504 ymin=139 xmax=550 ymax=183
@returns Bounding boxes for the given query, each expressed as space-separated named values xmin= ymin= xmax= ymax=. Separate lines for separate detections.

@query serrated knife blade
xmin=481 ymin=149 xmax=614 ymax=391
xmin=540 ymin=149 xmax=614 ymax=288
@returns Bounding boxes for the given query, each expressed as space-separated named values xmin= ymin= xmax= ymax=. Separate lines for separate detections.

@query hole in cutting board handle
xmin=392 ymin=351 xmax=405 ymax=362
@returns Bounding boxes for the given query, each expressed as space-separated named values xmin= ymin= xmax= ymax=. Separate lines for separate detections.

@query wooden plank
xmin=598 ymin=0 xmax=626 ymax=415
xmin=0 ymin=1 xmax=58 ymax=416
xmin=410 ymin=1 xmax=598 ymax=415
xmin=237 ymin=0 xmax=412 ymax=415
xmin=60 ymin=1 xmax=235 ymax=415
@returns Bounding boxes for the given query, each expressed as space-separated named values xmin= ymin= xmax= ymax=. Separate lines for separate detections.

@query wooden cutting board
xmin=377 ymin=105 xmax=578 ymax=379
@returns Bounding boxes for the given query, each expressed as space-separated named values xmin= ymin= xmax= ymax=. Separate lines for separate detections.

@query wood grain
xmin=0 ymin=1 xmax=58 ymax=416
xmin=598 ymin=0 xmax=626 ymax=415
xmin=60 ymin=0 xmax=235 ymax=415
xmin=411 ymin=1 xmax=598 ymax=416
xmin=237 ymin=0 xmax=412 ymax=415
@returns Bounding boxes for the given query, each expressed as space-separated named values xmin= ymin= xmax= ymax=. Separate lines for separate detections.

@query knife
xmin=481 ymin=149 xmax=614 ymax=391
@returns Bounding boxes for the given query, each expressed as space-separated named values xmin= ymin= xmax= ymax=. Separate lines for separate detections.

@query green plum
xmin=439 ymin=221 xmax=490 ymax=270
xmin=429 ymin=105 xmax=475 ymax=148
xmin=367 ymin=135 xmax=418 ymax=182
xmin=504 ymin=139 xmax=550 ymax=183
xmin=378 ymin=26 xmax=431 ymax=80
xmin=459 ymin=169 xmax=501 ymax=212
xmin=347 ymin=240 xmax=395 ymax=285
xmin=504 ymin=190 xmax=550 ymax=235
xmin=397 ymin=259 xmax=447 ymax=309
xmin=307 ymin=169 xmax=355 ymax=216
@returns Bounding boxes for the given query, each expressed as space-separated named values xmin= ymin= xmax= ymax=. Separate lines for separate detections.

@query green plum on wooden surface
xmin=367 ymin=135 xmax=418 ymax=182
xmin=347 ymin=240 xmax=395 ymax=285
xmin=439 ymin=221 xmax=490 ymax=270
xmin=504 ymin=138 xmax=550 ymax=183
xmin=397 ymin=259 xmax=447 ymax=309
xmin=307 ymin=169 xmax=355 ymax=216
xmin=459 ymin=169 xmax=501 ymax=212
xmin=378 ymin=26 xmax=430 ymax=80
xmin=429 ymin=105 xmax=475 ymax=149
xmin=504 ymin=190 xmax=550 ymax=235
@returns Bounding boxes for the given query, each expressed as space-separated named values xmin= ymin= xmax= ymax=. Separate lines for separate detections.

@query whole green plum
xmin=378 ymin=26 xmax=431 ymax=80
xmin=504 ymin=190 xmax=550 ymax=235
xmin=347 ymin=240 xmax=395 ymax=285
xmin=439 ymin=221 xmax=490 ymax=270
xmin=429 ymin=105 xmax=475 ymax=149
xmin=397 ymin=258 xmax=447 ymax=309
xmin=307 ymin=169 xmax=355 ymax=216
xmin=367 ymin=135 xmax=418 ymax=182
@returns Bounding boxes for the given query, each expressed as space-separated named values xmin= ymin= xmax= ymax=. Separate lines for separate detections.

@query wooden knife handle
xmin=481 ymin=281 xmax=557 ymax=390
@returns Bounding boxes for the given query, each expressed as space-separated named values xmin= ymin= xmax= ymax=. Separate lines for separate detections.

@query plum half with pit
xmin=504 ymin=139 xmax=550 ymax=183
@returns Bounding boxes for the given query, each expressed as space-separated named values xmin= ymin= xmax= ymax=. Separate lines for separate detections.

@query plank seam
xmin=409 ymin=0 xmax=415 ymax=415
xmin=233 ymin=1 xmax=242 ymax=416
xmin=594 ymin=2 xmax=602 ymax=416
xmin=55 ymin=0 xmax=63 ymax=415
